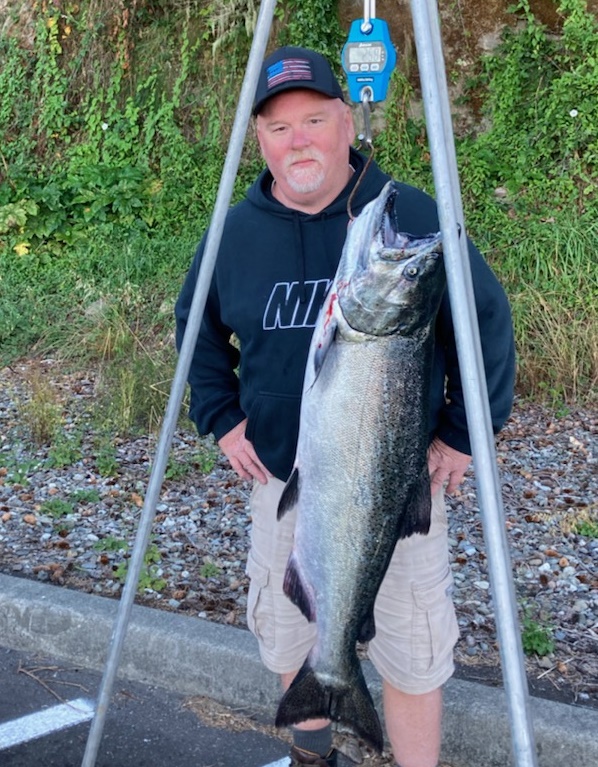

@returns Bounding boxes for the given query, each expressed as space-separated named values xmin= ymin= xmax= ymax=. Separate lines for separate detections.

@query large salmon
xmin=274 ymin=181 xmax=447 ymax=751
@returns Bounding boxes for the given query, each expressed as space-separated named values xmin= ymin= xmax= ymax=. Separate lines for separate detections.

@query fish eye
xmin=405 ymin=266 xmax=419 ymax=279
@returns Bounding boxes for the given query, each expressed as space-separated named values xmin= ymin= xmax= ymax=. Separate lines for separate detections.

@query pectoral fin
xmin=312 ymin=317 xmax=336 ymax=379
xmin=308 ymin=289 xmax=338 ymax=387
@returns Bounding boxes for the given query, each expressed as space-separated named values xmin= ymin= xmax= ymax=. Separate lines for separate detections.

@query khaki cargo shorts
xmin=245 ymin=477 xmax=459 ymax=695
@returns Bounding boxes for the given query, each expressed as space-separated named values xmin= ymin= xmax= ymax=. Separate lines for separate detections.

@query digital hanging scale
xmin=342 ymin=17 xmax=397 ymax=103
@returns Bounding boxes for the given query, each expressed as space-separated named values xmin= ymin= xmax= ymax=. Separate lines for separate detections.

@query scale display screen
xmin=348 ymin=45 xmax=383 ymax=64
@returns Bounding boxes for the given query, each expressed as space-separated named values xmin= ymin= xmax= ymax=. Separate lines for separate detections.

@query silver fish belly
xmin=275 ymin=181 xmax=447 ymax=751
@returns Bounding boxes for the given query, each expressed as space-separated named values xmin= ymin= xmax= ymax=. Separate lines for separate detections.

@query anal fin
xmin=277 ymin=468 xmax=299 ymax=520
xmin=282 ymin=553 xmax=315 ymax=622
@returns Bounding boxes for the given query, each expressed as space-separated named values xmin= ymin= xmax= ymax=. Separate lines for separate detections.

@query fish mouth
xmin=374 ymin=183 xmax=412 ymax=260
xmin=380 ymin=186 xmax=402 ymax=255
xmin=375 ymin=184 xmax=443 ymax=263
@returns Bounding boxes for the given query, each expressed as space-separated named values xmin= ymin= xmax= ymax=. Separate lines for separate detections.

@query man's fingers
xmin=234 ymin=454 xmax=268 ymax=485
xmin=218 ymin=422 xmax=270 ymax=484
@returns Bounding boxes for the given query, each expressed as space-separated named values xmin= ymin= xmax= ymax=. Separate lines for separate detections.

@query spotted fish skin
xmin=275 ymin=181 xmax=447 ymax=751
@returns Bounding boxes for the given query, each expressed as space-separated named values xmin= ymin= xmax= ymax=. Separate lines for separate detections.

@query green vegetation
xmin=40 ymin=497 xmax=74 ymax=519
xmin=1 ymin=0 xmax=596 ymax=412
xmin=16 ymin=371 xmax=62 ymax=445
xmin=93 ymin=536 xmax=129 ymax=553
xmin=200 ymin=560 xmax=221 ymax=578
xmin=377 ymin=0 xmax=598 ymax=403
xmin=576 ymin=517 xmax=598 ymax=539
xmin=0 ymin=456 xmax=40 ymax=486
xmin=47 ymin=432 xmax=83 ymax=468
xmin=93 ymin=434 xmax=120 ymax=477
xmin=113 ymin=542 xmax=167 ymax=593
xmin=93 ymin=537 xmax=167 ymax=593
xmin=520 ymin=611 xmax=556 ymax=657
xmin=163 ymin=443 xmax=219 ymax=480
xmin=569 ymin=509 xmax=598 ymax=539
xmin=70 ymin=488 xmax=102 ymax=504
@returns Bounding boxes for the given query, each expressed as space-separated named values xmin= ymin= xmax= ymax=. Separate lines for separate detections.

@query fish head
xmin=337 ymin=181 xmax=446 ymax=337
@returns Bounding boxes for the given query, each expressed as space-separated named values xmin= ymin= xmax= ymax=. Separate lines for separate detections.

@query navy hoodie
xmin=175 ymin=147 xmax=515 ymax=481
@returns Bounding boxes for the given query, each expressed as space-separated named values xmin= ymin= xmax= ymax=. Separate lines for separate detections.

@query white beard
xmin=284 ymin=151 xmax=325 ymax=194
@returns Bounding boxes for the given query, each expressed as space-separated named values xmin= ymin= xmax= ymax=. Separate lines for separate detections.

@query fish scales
xmin=275 ymin=181 xmax=447 ymax=751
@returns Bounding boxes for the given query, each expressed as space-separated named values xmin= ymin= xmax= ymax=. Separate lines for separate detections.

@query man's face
xmin=256 ymin=89 xmax=356 ymax=214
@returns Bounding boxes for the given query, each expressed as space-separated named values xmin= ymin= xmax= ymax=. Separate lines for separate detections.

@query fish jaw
xmin=336 ymin=181 xmax=446 ymax=338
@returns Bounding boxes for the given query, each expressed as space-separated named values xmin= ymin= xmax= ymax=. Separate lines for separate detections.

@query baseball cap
xmin=252 ymin=46 xmax=345 ymax=116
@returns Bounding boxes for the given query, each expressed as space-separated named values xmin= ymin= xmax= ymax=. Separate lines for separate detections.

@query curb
xmin=1 ymin=574 xmax=596 ymax=766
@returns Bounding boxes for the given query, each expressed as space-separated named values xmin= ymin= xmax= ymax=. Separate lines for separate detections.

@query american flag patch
xmin=266 ymin=58 xmax=314 ymax=90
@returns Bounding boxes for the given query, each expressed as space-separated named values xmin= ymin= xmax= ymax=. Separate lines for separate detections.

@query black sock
xmin=292 ymin=724 xmax=333 ymax=757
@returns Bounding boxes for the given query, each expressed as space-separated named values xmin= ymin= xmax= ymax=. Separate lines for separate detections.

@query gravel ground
xmin=1 ymin=359 xmax=597 ymax=724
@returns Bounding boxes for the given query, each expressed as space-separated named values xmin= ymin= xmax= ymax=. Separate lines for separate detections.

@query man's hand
xmin=428 ymin=437 xmax=471 ymax=496
xmin=218 ymin=419 xmax=270 ymax=485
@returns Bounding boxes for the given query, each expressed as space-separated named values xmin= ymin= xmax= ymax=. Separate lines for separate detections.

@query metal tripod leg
xmin=409 ymin=1 xmax=538 ymax=765
xmin=79 ymin=2 xmax=278 ymax=765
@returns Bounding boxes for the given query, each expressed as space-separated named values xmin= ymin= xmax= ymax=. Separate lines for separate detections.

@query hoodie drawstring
xmin=293 ymin=212 xmax=308 ymax=304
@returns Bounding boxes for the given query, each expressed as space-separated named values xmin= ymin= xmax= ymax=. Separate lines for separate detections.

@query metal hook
xmin=346 ymin=143 xmax=375 ymax=222
xmin=347 ymin=92 xmax=376 ymax=222
xmin=358 ymin=86 xmax=374 ymax=150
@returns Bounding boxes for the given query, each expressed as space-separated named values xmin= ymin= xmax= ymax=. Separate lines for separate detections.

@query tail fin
xmin=275 ymin=660 xmax=383 ymax=752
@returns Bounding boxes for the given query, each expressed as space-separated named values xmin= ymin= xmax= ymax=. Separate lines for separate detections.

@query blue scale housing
xmin=342 ymin=18 xmax=397 ymax=103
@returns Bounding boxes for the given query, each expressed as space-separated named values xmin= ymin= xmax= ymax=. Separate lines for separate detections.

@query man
xmin=175 ymin=46 xmax=515 ymax=767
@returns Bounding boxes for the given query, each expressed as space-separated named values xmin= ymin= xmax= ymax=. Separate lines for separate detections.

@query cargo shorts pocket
xmin=246 ymin=552 xmax=276 ymax=651
xmin=410 ymin=568 xmax=459 ymax=676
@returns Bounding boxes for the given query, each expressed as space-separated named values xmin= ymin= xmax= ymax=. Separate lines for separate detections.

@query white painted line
xmin=0 ymin=698 xmax=95 ymax=750
xmin=261 ymin=760 xmax=290 ymax=767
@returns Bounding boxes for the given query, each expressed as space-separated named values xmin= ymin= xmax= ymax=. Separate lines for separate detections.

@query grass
xmin=560 ymin=508 xmax=598 ymax=538
xmin=488 ymin=217 xmax=598 ymax=404
xmin=0 ymin=229 xmax=196 ymax=367
xmin=2 ymin=187 xmax=597 ymax=427
xmin=16 ymin=369 xmax=62 ymax=446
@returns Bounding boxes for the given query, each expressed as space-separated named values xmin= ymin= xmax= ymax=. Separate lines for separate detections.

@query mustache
xmin=284 ymin=150 xmax=323 ymax=171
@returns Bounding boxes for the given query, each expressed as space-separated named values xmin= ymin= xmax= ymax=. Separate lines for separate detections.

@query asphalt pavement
xmin=0 ymin=645 xmax=291 ymax=767
xmin=1 ymin=573 xmax=597 ymax=767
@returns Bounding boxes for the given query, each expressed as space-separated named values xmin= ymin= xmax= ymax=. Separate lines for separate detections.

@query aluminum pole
xmin=80 ymin=2 xmax=278 ymax=764
xmin=409 ymin=1 xmax=538 ymax=764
